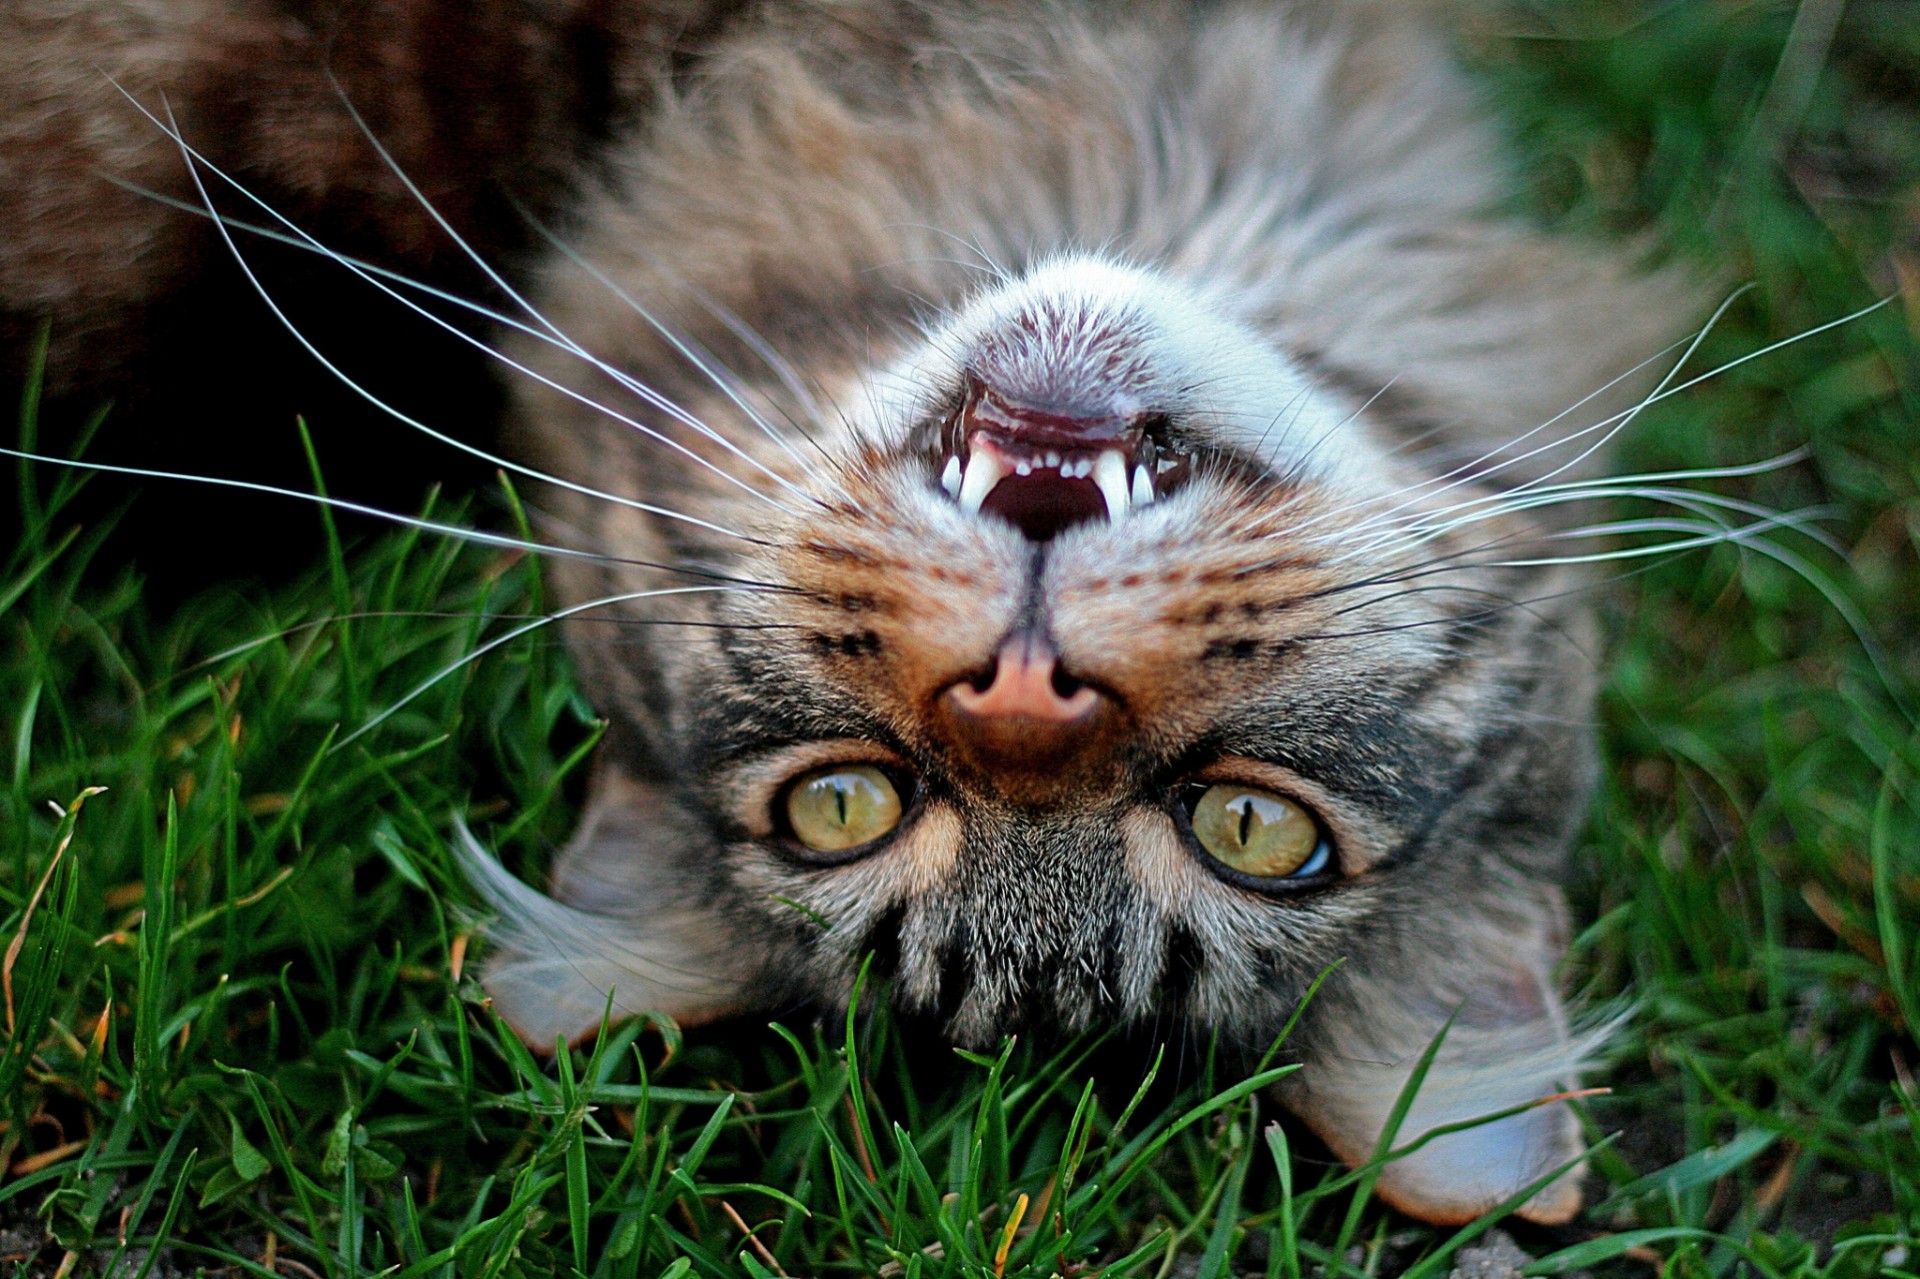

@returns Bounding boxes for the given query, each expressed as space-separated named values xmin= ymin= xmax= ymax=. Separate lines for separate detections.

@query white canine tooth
xmin=1132 ymin=465 xmax=1154 ymax=506
xmin=940 ymin=455 xmax=962 ymax=497
xmin=957 ymin=450 xmax=1007 ymax=513
xmin=1092 ymin=449 xmax=1130 ymax=522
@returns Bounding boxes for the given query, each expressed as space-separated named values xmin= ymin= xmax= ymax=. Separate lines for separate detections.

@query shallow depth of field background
xmin=2 ymin=2 xmax=1916 ymax=1276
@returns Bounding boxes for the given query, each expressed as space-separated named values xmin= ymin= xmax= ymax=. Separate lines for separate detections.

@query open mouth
xmin=933 ymin=379 xmax=1190 ymax=541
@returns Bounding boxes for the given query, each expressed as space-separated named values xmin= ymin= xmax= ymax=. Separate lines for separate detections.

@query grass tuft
xmin=2 ymin=3 xmax=1918 ymax=1276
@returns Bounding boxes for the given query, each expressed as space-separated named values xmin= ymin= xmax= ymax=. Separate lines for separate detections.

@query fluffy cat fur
xmin=2 ymin=0 xmax=1702 ymax=1228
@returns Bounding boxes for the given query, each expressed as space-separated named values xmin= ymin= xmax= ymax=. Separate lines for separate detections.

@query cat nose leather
xmin=938 ymin=630 xmax=1115 ymax=791
xmin=949 ymin=630 xmax=1098 ymax=723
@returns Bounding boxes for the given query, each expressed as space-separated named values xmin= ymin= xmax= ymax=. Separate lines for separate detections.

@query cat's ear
xmin=455 ymin=766 xmax=765 ymax=1050
xmin=1282 ymin=913 xmax=1596 ymax=1226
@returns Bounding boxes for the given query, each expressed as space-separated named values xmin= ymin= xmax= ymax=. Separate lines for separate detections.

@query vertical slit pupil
xmin=1237 ymin=798 xmax=1253 ymax=846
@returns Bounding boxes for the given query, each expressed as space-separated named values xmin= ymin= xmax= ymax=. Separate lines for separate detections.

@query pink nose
xmin=948 ymin=631 xmax=1098 ymax=723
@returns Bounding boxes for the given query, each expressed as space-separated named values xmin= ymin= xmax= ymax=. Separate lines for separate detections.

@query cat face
xmin=624 ymin=252 xmax=1567 ymax=1043
xmin=459 ymin=0 xmax=1695 ymax=1226
xmin=490 ymin=243 xmax=1579 ymax=1020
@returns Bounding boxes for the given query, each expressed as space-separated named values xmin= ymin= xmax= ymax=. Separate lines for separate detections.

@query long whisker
xmin=882 ymin=221 xmax=1014 ymax=281
xmin=1339 ymin=471 xmax=1842 ymax=564
xmin=1485 ymin=511 xmax=1825 ymax=568
xmin=1267 ymin=325 xmax=1712 ymax=548
xmin=314 ymin=72 xmax=812 ymax=502
xmin=312 ymin=73 xmax=551 ymax=346
xmin=1299 ymin=448 xmax=1798 ymax=556
xmin=1327 ymin=512 xmax=1910 ymax=716
xmin=127 ymin=94 xmax=774 ymax=545
xmin=1286 ymin=294 xmax=1893 ymax=559
xmin=1306 ymin=491 xmax=1823 ymax=618
xmin=513 ymin=214 xmax=843 ymax=506
xmin=1307 ymin=579 xmax=1620 ymax=663
xmin=1377 ymin=289 xmax=1748 ymax=533
xmin=1390 ymin=449 xmax=1815 ymax=513
xmin=1267 ymin=376 xmax=1401 ymax=488
xmin=1484 ymin=294 xmax=1894 ymax=503
xmin=1297 ymin=532 xmax=1757 ymax=646
xmin=632 ymin=313 xmax=841 ymax=489
xmin=185 ymin=612 xmax=802 ymax=676
xmin=331 ymin=585 xmax=761 ymax=753
xmin=119 ymin=182 xmax=844 ymax=515
xmin=115 ymin=92 xmax=801 ymax=528
xmin=0 ymin=443 xmax=742 ymax=566
xmin=1325 ymin=514 xmax=1819 ymax=621
xmin=313 ymin=75 xmax=818 ymax=512
xmin=668 ymin=282 xmax=844 ymax=460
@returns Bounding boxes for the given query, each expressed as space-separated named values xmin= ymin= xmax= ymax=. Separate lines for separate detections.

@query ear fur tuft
xmin=1282 ymin=908 xmax=1610 ymax=1226
xmin=452 ymin=821 xmax=750 ymax=1050
xmin=1291 ymin=1011 xmax=1616 ymax=1225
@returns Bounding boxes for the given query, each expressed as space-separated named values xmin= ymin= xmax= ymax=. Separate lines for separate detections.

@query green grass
xmin=3 ymin=2 xmax=1918 ymax=1276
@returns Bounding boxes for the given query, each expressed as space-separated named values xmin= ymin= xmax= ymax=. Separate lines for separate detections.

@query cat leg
xmin=1281 ymin=905 xmax=1594 ymax=1226
xmin=456 ymin=765 xmax=765 ymax=1050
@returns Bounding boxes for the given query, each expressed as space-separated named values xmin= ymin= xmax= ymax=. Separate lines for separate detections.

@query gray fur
xmin=454 ymin=0 xmax=1697 ymax=1225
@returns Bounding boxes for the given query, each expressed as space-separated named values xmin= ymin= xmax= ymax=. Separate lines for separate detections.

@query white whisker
xmin=883 ymin=222 xmax=1015 ymax=281
xmin=1445 ymin=293 xmax=1893 ymax=509
xmin=519 ymin=216 xmax=846 ymax=506
xmin=313 ymin=75 xmax=810 ymax=505
xmin=1308 ymin=508 xmax=1904 ymax=683
xmin=124 ymin=92 xmax=779 ymax=543
xmin=1308 ymin=296 xmax=1743 ymax=550
xmin=1336 ymin=471 xmax=1842 ymax=565
xmin=0 ymin=443 xmax=737 ymax=562
xmin=1282 ymin=296 xmax=1891 ymax=569
xmin=331 ymin=585 xmax=759 ymax=753
xmin=1451 ymin=511 xmax=1818 ymax=570
xmin=669 ymin=282 xmax=850 ymax=468
xmin=109 ymin=183 xmax=810 ymax=517
xmin=114 ymin=90 xmax=809 ymax=526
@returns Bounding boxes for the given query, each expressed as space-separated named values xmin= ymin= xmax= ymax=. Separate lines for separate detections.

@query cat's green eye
xmin=784 ymin=765 xmax=904 ymax=854
xmin=1188 ymin=784 xmax=1330 ymax=881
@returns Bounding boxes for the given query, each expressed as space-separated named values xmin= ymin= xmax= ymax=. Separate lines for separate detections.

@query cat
xmin=2 ymin=0 xmax=1703 ymax=1229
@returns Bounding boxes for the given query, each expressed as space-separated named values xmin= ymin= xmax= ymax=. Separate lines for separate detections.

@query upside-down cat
xmin=2 ymin=0 xmax=1699 ymax=1225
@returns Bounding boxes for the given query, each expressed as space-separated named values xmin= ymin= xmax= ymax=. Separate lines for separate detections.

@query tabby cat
xmin=2 ymin=0 xmax=1700 ymax=1227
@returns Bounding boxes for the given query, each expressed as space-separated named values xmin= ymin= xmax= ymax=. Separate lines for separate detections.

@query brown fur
xmin=0 ymin=0 xmax=732 ymax=389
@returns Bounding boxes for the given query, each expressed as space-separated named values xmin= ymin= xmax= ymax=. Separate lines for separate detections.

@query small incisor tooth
xmin=1092 ymin=449 xmax=1129 ymax=521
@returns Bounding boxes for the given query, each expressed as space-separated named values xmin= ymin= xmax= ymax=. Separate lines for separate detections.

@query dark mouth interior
xmin=979 ymin=468 xmax=1108 ymax=541
xmin=930 ymin=377 xmax=1193 ymax=542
